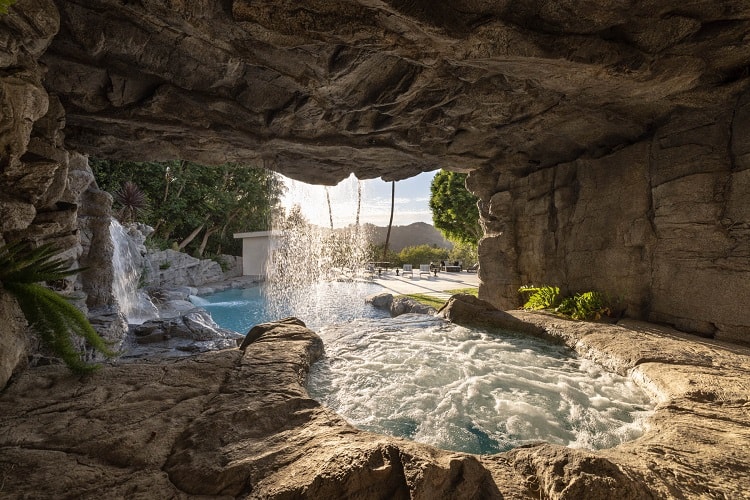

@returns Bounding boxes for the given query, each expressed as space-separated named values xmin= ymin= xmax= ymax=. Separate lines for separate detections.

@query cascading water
xmin=264 ymin=174 xmax=372 ymax=320
xmin=109 ymin=219 xmax=159 ymax=324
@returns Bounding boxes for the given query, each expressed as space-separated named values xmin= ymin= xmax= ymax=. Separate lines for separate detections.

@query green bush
xmin=448 ymin=241 xmax=478 ymax=267
xmin=557 ymin=291 xmax=611 ymax=320
xmin=0 ymin=0 xmax=17 ymax=15
xmin=0 ymin=243 xmax=114 ymax=374
xmin=519 ymin=285 xmax=612 ymax=321
xmin=518 ymin=285 xmax=561 ymax=310
xmin=396 ymin=244 xmax=449 ymax=267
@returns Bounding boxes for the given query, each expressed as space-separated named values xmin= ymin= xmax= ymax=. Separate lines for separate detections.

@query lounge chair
xmin=402 ymin=264 xmax=413 ymax=277
xmin=419 ymin=264 xmax=432 ymax=278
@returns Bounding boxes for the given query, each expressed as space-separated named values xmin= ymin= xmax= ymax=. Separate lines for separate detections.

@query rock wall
xmin=471 ymin=92 xmax=750 ymax=342
xmin=144 ymin=249 xmax=225 ymax=288
xmin=1 ymin=0 xmax=749 ymax=387
xmin=0 ymin=1 xmax=128 ymax=386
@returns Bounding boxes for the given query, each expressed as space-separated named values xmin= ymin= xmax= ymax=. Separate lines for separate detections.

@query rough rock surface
xmin=39 ymin=1 xmax=750 ymax=186
xmin=390 ymin=296 xmax=436 ymax=317
xmin=0 ymin=1 xmax=130 ymax=386
xmin=2 ymin=315 xmax=750 ymax=499
xmin=144 ymin=249 xmax=226 ymax=288
xmin=366 ymin=292 xmax=437 ymax=316
xmin=127 ymin=308 xmax=243 ymax=358
xmin=13 ymin=0 xmax=744 ymax=338
xmin=470 ymin=95 xmax=750 ymax=341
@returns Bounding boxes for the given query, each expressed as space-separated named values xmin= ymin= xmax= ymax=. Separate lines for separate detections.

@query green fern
xmin=520 ymin=284 xmax=613 ymax=321
xmin=0 ymin=0 xmax=17 ymax=15
xmin=518 ymin=285 xmax=561 ymax=310
xmin=0 ymin=242 xmax=114 ymax=374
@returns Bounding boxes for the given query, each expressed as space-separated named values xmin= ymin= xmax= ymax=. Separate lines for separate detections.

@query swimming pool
xmin=190 ymin=281 xmax=387 ymax=332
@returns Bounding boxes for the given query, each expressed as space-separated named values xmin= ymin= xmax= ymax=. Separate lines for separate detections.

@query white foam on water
xmin=307 ymin=315 xmax=654 ymax=455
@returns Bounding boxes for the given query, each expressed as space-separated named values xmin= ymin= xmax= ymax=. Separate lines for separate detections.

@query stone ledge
xmin=1 ymin=307 xmax=749 ymax=498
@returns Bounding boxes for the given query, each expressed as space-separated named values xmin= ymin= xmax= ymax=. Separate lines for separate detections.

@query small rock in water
xmin=366 ymin=292 xmax=393 ymax=309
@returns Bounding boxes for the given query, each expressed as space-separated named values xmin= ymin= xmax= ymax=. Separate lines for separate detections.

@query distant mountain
xmin=363 ymin=222 xmax=452 ymax=252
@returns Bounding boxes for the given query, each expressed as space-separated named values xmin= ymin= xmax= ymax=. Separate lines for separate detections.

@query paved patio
xmin=370 ymin=269 xmax=479 ymax=300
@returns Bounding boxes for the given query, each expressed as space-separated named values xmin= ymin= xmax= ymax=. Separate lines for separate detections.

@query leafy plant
xmin=518 ymin=285 xmax=613 ymax=321
xmin=557 ymin=291 xmax=611 ymax=320
xmin=430 ymin=170 xmax=482 ymax=246
xmin=0 ymin=242 xmax=114 ymax=374
xmin=0 ymin=0 xmax=17 ymax=15
xmin=113 ymin=180 xmax=149 ymax=223
xmin=518 ymin=285 xmax=561 ymax=310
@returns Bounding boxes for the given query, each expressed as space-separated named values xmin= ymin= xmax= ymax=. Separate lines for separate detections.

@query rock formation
xmin=1 ymin=1 xmax=750 ymax=493
xmin=1 ymin=0 xmax=744 ymax=340
xmin=2 ymin=314 xmax=750 ymax=499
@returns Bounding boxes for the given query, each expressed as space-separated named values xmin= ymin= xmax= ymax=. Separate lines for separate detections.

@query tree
xmin=429 ymin=170 xmax=481 ymax=246
xmin=382 ymin=180 xmax=395 ymax=261
xmin=90 ymin=159 xmax=284 ymax=256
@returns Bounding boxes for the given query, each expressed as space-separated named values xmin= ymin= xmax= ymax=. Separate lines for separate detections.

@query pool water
xmin=307 ymin=315 xmax=652 ymax=454
xmin=190 ymin=281 xmax=387 ymax=332
xmin=194 ymin=283 xmax=653 ymax=455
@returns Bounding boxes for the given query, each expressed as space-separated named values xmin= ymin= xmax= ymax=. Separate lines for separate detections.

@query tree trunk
xmin=382 ymin=180 xmax=395 ymax=261
xmin=355 ymin=180 xmax=362 ymax=227
xmin=325 ymin=186 xmax=334 ymax=230
xmin=196 ymin=226 xmax=219 ymax=257
xmin=177 ymin=223 xmax=205 ymax=251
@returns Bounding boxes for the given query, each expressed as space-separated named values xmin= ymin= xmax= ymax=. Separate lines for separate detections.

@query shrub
xmin=0 ymin=242 xmax=114 ymax=374
xmin=557 ymin=291 xmax=611 ymax=320
xmin=519 ymin=284 xmax=613 ymax=321
xmin=0 ymin=1 xmax=17 ymax=15
xmin=518 ymin=285 xmax=561 ymax=310
xmin=396 ymin=244 xmax=449 ymax=267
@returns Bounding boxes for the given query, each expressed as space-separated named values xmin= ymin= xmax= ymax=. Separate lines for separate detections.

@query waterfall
xmin=109 ymin=219 xmax=159 ymax=324
xmin=264 ymin=175 xmax=373 ymax=319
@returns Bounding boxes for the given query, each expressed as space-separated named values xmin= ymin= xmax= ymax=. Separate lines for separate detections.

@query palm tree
xmin=382 ymin=180 xmax=395 ymax=262
xmin=324 ymin=186 xmax=335 ymax=230
xmin=355 ymin=180 xmax=362 ymax=227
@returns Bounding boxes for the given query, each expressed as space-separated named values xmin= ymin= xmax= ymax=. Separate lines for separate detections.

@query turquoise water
xmin=194 ymin=284 xmax=653 ymax=455
xmin=308 ymin=315 xmax=652 ymax=454
xmin=191 ymin=281 xmax=387 ymax=333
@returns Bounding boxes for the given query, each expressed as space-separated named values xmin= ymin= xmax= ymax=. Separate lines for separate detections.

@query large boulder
xmin=438 ymin=294 xmax=546 ymax=337
xmin=390 ymin=296 xmax=436 ymax=317
xmin=144 ymin=249 xmax=225 ymax=288
xmin=129 ymin=308 xmax=243 ymax=356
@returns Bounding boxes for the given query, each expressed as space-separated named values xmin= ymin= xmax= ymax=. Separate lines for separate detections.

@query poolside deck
xmin=370 ymin=269 xmax=479 ymax=300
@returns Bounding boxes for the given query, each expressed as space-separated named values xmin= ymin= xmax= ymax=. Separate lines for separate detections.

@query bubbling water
xmin=307 ymin=315 xmax=653 ymax=455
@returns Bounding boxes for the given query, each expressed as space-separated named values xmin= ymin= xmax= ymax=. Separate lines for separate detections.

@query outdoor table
xmin=368 ymin=262 xmax=391 ymax=276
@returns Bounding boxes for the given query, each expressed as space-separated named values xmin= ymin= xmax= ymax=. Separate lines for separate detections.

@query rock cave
xmin=1 ymin=1 xmax=749 ymax=498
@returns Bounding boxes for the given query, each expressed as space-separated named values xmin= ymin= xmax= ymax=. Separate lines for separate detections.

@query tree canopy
xmin=90 ymin=159 xmax=284 ymax=256
xmin=429 ymin=170 xmax=481 ymax=246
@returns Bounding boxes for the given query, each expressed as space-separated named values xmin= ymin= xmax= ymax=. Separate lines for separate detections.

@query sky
xmin=280 ymin=171 xmax=437 ymax=228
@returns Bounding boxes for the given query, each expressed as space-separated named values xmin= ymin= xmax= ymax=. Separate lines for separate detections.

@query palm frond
xmin=1 ymin=242 xmax=113 ymax=374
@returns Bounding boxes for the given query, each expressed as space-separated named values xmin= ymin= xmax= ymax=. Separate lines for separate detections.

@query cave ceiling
xmin=42 ymin=0 xmax=750 ymax=184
